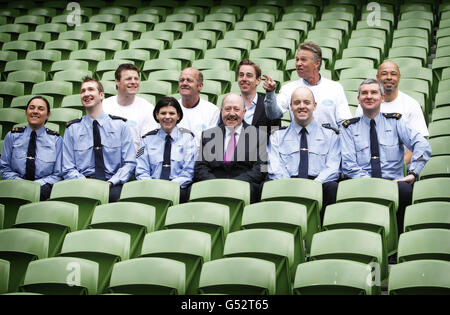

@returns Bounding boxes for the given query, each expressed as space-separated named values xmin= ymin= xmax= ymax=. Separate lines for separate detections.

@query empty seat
xmin=108 ymin=257 xmax=185 ymax=295
xmin=89 ymin=202 xmax=155 ymax=258
xmin=20 ymin=257 xmax=98 ymax=295
xmin=31 ymin=80 xmax=72 ymax=108
xmin=429 ymin=137 xmax=450 ymax=157
xmin=53 ymin=70 xmax=92 ymax=95
xmin=412 ymin=178 xmax=450 ymax=203
xmin=397 ymin=229 xmax=450 ymax=263
xmin=404 ymin=202 xmax=450 ymax=232
xmin=0 ymin=259 xmax=9 ymax=294
xmin=0 ymin=82 xmax=24 ymax=107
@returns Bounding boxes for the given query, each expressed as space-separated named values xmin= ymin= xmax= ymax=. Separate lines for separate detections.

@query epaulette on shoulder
xmin=11 ymin=126 xmax=26 ymax=133
xmin=179 ymin=127 xmax=195 ymax=138
xmin=109 ymin=114 xmax=127 ymax=122
xmin=342 ymin=117 xmax=360 ymax=128
xmin=322 ymin=123 xmax=340 ymax=134
xmin=142 ymin=129 xmax=159 ymax=138
xmin=66 ymin=118 xmax=82 ymax=128
xmin=45 ymin=128 xmax=59 ymax=136
xmin=383 ymin=112 xmax=402 ymax=120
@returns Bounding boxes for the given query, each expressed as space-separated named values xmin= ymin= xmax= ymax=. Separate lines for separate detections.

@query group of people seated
xmin=0 ymin=41 xmax=431 ymax=237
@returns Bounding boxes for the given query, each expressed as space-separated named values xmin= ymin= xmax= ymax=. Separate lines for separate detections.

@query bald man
xmin=194 ymin=93 xmax=268 ymax=203
xmin=177 ymin=67 xmax=220 ymax=147
xmin=355 ymin=61 xmax=429 ymax=164
xmin=268 ymin=87 xmax=340 ymax=222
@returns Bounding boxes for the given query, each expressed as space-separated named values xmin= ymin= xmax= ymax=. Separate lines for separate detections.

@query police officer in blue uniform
xmin=341 ymin=79 xmax=431 ymax=238
xmin=268 ymin=86 xmax=341 ymax=222
xmin=62 ymin=77 xmax=136 ymax=202
xmin=136 ymin=96 xmax=197 ymax=203
xmin=0 ymin=96 xmax=62 ymax=200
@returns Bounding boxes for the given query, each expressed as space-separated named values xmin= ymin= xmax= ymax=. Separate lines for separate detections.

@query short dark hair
xmin=82 ymin=76 xmax=104 ymax=93
xmin=26 ymin=96 xmax=51 ymax=114
xmin=238 ymin=59 xmax=262 ymax=79
xmin=153 ymin=96 xmax=183 ymax=124
xmin=299 ymin=41 xmax=322 ymax=70
xmin=115 ymin=63 xmax=140 ymax=81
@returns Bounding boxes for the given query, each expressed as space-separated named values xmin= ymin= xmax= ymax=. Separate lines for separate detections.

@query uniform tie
xmin=224 ymin=131 xmax=236 ymax=164
xmin=160 ymin=134 xmax=172 ymax=180
xmin=93 ymin=120 xmax=106 ymax=180
xmin=25 ymin=130 xmax=37 ymax=180
xmin=298 ymin=127 xmax=308 ymax=178
xmin=370 ymin=119 xmax=382 ymax=178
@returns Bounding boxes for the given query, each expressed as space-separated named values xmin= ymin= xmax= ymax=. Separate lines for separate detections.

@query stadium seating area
xmin=0 ymin=0 xmax=450 ymax=295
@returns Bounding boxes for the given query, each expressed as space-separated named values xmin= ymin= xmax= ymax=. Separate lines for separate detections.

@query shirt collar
xmin=361 ymin=112 xmax=383 ymax=126
xmin=291 ymin=119 xmax=317 ymax=135
xmin=27 ymin=125 xmax=46 ymax=136
xmin=85 ymin=112 xmax=108 ymax=126
xmin=225 ymin=124 xmax=243 ymax=137
xmin=159 ymin=127 xmax=179 ymax=141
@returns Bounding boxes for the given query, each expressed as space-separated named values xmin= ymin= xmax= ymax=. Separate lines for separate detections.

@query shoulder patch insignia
xmin=45 ymin=128 xmax=60 ymax=136
xmin=66 ymin=118 xmax=82 ymax=128
xmin=11 ymin=126 xmax=26 ymax=133
xmin=179 ymin=127 xmax=195 ymax=138
xmin=322 ymin=123 xmax=340 ymax=134
xmin=109 ymin=114 xmax=127 ymax=122
xmin=383 ymin=112 xmax=402 ymax=119
xmin=142 ymin=129 xmax=159 ymax=138
xmin=342 ymin=117 xmax=360 ymax=128
xmin=136 ymin=146 xmax=145 ymax=158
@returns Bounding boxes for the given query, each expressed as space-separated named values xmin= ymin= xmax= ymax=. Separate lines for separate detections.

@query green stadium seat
xmin=334 ymin=58 xmax=375 ymax=78
xmin=58 ymin=30 xmax=92 ymax=49
xmin=139 ymin=80 xmax=172 ymax=103
xmin=223 ymin=228 xmax=295 ymax=295
xmin=31 ymin=81 xmax=72 ymax=108
xmin=108 ymin=257 xmax=185 ymax=295
xmin=0 ymin=228 xmax=48 ymax=292
xmin=413 ymin=178 xmax=450 ymax=204
xmin=140 ymin=229 xmax=210 ymax=294
xmin=114 ymin=22 xmax=146 ymax=40
xmin=200 ymin=79 xmax=222 ymax=104
xmin=14 ymin=15 xmax=46 ymax=31
xmin=192 ymin=59 xmax=230 ymax=72
xmin=118 ymin=179 xmax=179 ymax=231
xmin=136 ymin=6 xmax=167 ymax=20
xmin=339 ymin=68 xmax=377 ymax=80
xmin=0 ymin=258 xmax=9 ymax=293
xmin=283 ymin=11 xmax=315 ymax=29
xmin=0 ymin=203 xmax=4 ymax=227
xmin=388 ymin=47 xmax=428 ymax=67
xmin=89 ymin=202 xmax=155 ymax=259
xmin=216 ymin=38 xmax=252 ymax=59
xmin=89 ymin=14 xmax=121 ymax=31
xmin=419 ymin=156 xmax=450 ymax=180
xmin=74 ymin=22 xmax=107 ymax=40
xmin=95 ymin=59 xmax=133 ymax=80
xmin=432 ymin=107 xmax=450 ymax=123
xmin=127 ymin=14 xmax=159 ymax=32
xmin=310 ymin=229 xmax=387 ymax=284
xmin=249 ymin=47 xmax=287 ymax=69
xmin=388 ymin=259 xmax=450 ymax=295
xmin=112 ymin=0 xmax=141 ymax=13
xmin=164 ymin=202 xmax=229 ymax=260
xmin=69 ymin=49 xmax=105 ymax=72
xmin=348 ymin=37 xmax=385 ymax=58
xmin=49 ymin=59 xmax=89 ymax=79
xmin=339 ymin=78 xmax=363 ymax=92
xmin=204 ymin=13 xmax=236 ymax=31
xmin=0 ymin=108 xmax=26 ymax=137
xmin=6 ymin=70 xmax=45 ymax=95
xmin=182 ymin=30 xmax=217 ymax=49
xmin=432 ymin=57 xmax=450 ymax=81
xmin=193 ymin=21 xmax=228 ymax=42
xmin=47 ymin=107 xmax=83 ymax=136
xmin=261 ymin=178 xmax=322 ymax=254
xmin=158 ymin=48 xmax=196 ymax=69
xmin=265 ymin=29 xmax=302 ymax=48
xmin=166 ymin=13 xmax=197 ymax=31
xmin=243 ymin=12 xmax=276 ymax=30
xmin=203 ymin=47 xmax=241 ymax=71
xmin=60 ymin=229 xmax=130 ymax=294
xmin=392 ymin=36 xmax=430 ymax=55
xmin=49 ymin=178 xmax=109 ymax=230
xmin=18 ymin=31 xmax=51 ymax=50
xmin=147 ymin=69 xmax=182 ymax=94
xmin=99 ymin=7 xmax=129 ymax=22
xmin=142 ymin=59 xmax=181 ymax=80
xmin=202 ymin=69 xmax=235 ymax=94
xmin=100 ymin=80 xmax=116 ymax=98
xmin=101 ymin=71 xmax=116 ymax=81
xmin=397 ymin=228 xmax=450 ymax=263
xmin=234 ymin=20 xmax=268 ymax=41
xmin=99 ymin=30 xmax=132 ymax=49
xmin=35 ymin=23 xmax=67 ymax=40
xmin=336 ymin=178 xmax=399 ymax=256
xmin=351 ymin=28 xmax=387 ymax=52
xmin=61 ymin=94 xmax=83 ymax=111
xmin=44 ymin=39 xmax=79 ymax=60
xmin=198 ymin=257 xmax=276 ymax=295
xmin=153 ymin=21 xmax=186 ymax=40
xmin=86 ymin=39 xmax=122 ymax=60
xmin=172 ymin=38 xmax=208 ymax=60
xmin=0 ymin=8 xmax=20 ymax=24
xmin=260 ymin=37 xmax=297 ymax=60
xmin=78 ymin=0 xmax=107 ymax=13
xmin=113 ymin=49 xmax=148 ymax=70
xmin=210 ymin=5 xmax=243 ymax=20
xmin=27 ymin=8 xmax=57 ymax=21
xmin=293 ymin=259 xmax=377 ymax=295
xmin=25 ymin=49 xmax=61 ymax=73
xmin=140 ymin=30 xmax=174 ymax=49
xmin=2 ymin=40 xmax=36 ymax=59
xmin=13 ymin=201 xmax=78 ymax=257
xmin=404 ymin=202 xmax=450 ymax=232
xmin=20 ymin=257 xmax=98 ymax=295
xmin=342 ymin=47 xmax=381 ymax=68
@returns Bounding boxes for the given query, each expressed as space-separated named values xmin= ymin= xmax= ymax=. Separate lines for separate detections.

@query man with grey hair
xmin=194 ymin=93 xmax=268 ymax=203
xmin=341 ymin=78 xmax=431 ymax=246
xmin=263 ymin=41 xmax=352 ymax=130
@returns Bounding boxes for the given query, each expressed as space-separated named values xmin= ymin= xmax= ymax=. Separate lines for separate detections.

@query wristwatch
xmin=407 ymin=170 xmax=418 ymax=181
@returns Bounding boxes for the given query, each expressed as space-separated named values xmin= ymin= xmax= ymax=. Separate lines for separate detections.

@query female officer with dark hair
xmin=0 ymin=96 xmax=63 ymax=200
xmin=135 ymin=96 xmax=197 ymax=203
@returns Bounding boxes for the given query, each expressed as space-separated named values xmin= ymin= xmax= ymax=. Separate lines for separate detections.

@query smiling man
xmin=341 ymin=78 xmax=431 ymax=240
xmin=268 ymin=86 xmax=341 ymax=223
xmin=194 ymin=93 xmax=268 ymax=203
xmin=63 ymin=77 xmax=136 ymax=202
xmin=103 ymin=63 xmax=158 ymax=151
xmin=263 ymin=41 xmax=352 ymax=130
xmin=177 ymin=67 xmax=220 ymax=147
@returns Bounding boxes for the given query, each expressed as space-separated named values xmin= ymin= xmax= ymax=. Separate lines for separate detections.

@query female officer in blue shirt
xmin=136 ymin=96 xmax=197 ymax=203
xmin=0 ymin=96 xmax=63 ymax=200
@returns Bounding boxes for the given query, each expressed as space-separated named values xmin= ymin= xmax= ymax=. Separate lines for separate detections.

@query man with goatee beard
xmin=194 ymin=93 xmax=268 ymax=203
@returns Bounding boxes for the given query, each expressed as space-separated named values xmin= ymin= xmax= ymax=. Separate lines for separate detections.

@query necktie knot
xmin=370 ymin=119 xmax=376 ymax=127
xmin=300 ymin=127 xmax=307 ymax=135
xmin=165 ymin=134 xmax=172 ymax=142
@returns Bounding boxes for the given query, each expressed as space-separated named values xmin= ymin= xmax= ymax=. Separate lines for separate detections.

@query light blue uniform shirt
xmin=135 ymin=127 xmax=197 ymax=188
xmin=62 ymin=112 xmax=136 ymax=185
xmin=268 ymin=119 xmax=341 ymax=183
xmin=0 ymin=125 xmax=63 ymax=186
xmin=341 ymin=112 xmax=431 ymax=179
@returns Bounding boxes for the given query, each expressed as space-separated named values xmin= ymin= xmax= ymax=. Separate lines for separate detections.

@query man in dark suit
xmin=195 ymin=93 xmax=268 ymax=203
xmin=219 ymin=59 xmax=281 ymax=138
